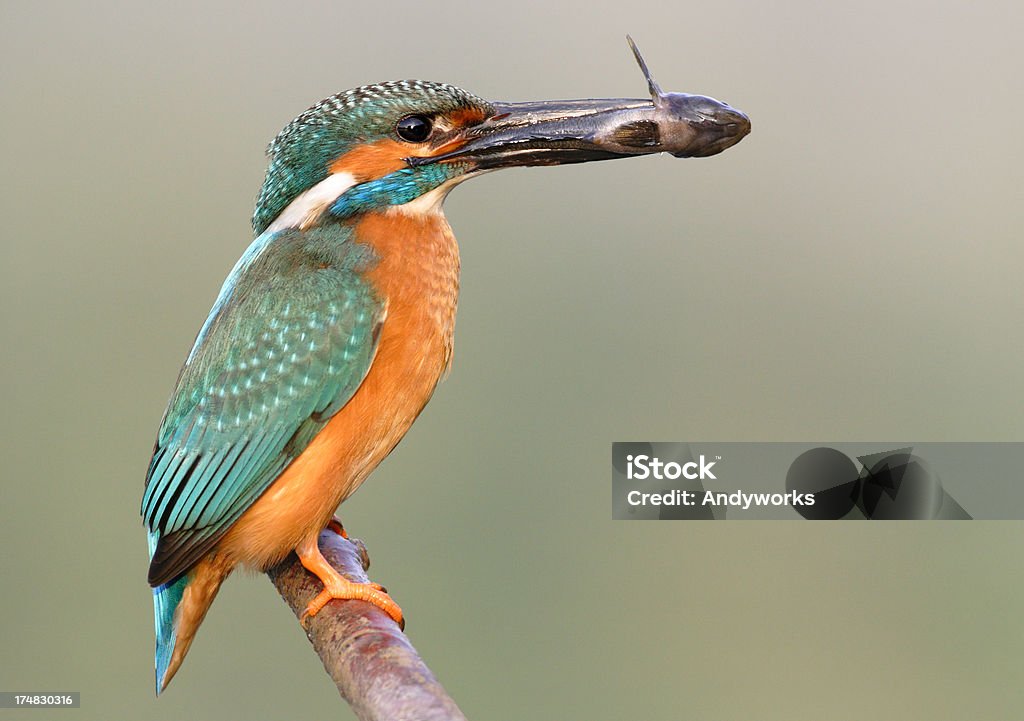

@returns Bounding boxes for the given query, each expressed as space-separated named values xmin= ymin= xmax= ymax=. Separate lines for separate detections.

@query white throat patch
xmin=266 ymin=171 xmax=358 ymax=232
xmin=389 ymin=173 xmax=482 ymax=217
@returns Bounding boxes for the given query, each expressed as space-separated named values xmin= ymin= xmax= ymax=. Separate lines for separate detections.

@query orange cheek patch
xmin=328 ymin=111 xmax=490 ymax=182
xmin=329 ymin=137 xmax=464 ymax=182
xmin=329 ymin=139 xmax=411 ymax=180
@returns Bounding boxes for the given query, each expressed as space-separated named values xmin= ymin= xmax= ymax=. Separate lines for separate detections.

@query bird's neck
xmin=262 ymin=164 xmax=468 ymax=236
xmin=329 ymin=166 xmax=460 ymax=219
xmin=257 ymin=169 xmax=463 ymax=369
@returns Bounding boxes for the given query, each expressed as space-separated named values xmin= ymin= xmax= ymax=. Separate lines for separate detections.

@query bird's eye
xmin=396 ymin=115 xmax=433 ymax=143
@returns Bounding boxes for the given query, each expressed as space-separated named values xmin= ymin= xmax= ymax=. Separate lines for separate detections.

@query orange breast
xmin=219 ymin=207 xmax=460 ymax=570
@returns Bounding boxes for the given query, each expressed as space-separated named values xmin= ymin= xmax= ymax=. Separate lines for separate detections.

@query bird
xmin=142 ymin=40 xmax=750 ymax=694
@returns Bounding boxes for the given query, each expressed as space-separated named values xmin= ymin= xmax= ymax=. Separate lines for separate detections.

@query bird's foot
xmin=300 ymin=577 xmax=403 ymax=629
xmin=296 ymin=533 xmax=404 ymax=630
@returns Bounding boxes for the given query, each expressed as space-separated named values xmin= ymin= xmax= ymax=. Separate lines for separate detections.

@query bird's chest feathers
xmin=231 ymin=208 xmax=461 ymax=547
xmin=356 ymin=206 xmax=460 ymax=420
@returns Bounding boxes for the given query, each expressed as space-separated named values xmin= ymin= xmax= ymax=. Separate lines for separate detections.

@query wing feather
xmin=143 ymin=228 xmax=383 ymax=586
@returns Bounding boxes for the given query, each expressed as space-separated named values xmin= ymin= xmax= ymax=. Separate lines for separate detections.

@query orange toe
xmin=296 ymin=534 xmax=404 ymax=629
xmin=326 ymin=517 xmax=348 ymax=539
xmin=301 ymin=578 xmax=404 ymax=628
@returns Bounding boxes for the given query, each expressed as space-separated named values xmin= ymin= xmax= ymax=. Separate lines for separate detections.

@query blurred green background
xmin=2 ymin=1 xmax=1022 ymax=719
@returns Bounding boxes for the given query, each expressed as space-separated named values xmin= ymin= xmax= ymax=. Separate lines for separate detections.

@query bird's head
xmin=253 ymin=40 xmax=750 ymax=235
xmin=253 ymin=81 xmax=493 ymax=234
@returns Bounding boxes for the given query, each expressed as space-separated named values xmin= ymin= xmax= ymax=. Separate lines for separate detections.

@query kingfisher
xmin=142 ymin=38 xmax=749 ymax=694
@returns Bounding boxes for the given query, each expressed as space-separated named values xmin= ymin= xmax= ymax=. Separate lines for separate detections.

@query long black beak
xmin=410 ymin=37 xmax=750 ymax=171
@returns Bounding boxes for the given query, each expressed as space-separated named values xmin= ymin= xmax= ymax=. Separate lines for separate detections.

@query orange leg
xmin=323 ymin=518 xmax=389 ymax=592
xmin=295 ymin=531 xmax=404 ymax=629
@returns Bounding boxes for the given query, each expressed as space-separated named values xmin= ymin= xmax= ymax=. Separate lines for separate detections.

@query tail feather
xmin=149 ymin=531 xmax=185 ymax=694
xmin=148 ymin=531 xmax=228 ymax=695
xmin=153 ymin=577 xmax=188 ymax=694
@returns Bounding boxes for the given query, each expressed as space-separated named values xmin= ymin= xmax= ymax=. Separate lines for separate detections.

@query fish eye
xmin=396 ymin=115 xmax=433 ymax=142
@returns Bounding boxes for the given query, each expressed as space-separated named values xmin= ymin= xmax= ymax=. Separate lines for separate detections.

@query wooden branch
xmin=267 ymin=530 xmax=468 ymax=721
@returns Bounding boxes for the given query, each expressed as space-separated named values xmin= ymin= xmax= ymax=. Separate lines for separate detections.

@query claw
xmin=326 ymin=516 xmax=348 ymax=538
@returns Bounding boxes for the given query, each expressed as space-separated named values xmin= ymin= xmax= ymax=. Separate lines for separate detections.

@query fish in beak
xmin=411 ymin=35 xmax=750 ymax=172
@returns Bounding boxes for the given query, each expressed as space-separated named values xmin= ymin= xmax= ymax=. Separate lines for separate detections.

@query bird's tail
xmin=148 ymin=531 xmax=227 ymax=695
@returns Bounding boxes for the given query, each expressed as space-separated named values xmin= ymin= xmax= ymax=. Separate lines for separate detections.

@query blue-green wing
xmin=142 ymin=229 xmax=383 ymax=586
